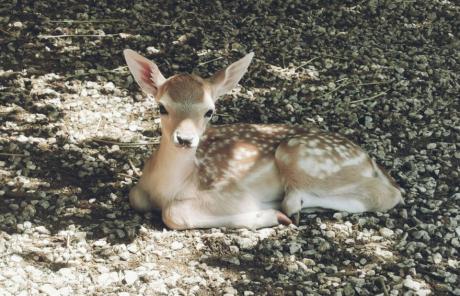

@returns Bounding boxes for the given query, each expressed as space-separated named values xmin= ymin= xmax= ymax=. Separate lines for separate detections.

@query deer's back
xmin=196 ymin=124 xmax=314 ymax=189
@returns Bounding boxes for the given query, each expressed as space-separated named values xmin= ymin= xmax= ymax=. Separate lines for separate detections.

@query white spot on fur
xmin=253 ymin=125 xmax=282 ymax=133
xmin=298 ymin=156 xmax=341 ymax=178
xmin=275 ymin=148 xmax=291 ymax=164
xmin=342 ymin=153 xmax=366 ymax=167
xmin=310 ymin=148 xmax=324 ymax=156
xmin=288 ymin=138 xmax=299 ymax=147
xmin=361 ymin=167 xmax=374 ymax=178
xmin=307 ymin=139 xmax=320 ymax=147
xmin=233 ymin=147 xmax=258 ymax=160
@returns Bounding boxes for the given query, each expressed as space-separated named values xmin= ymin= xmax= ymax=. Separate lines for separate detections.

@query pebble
xmin=223 ymin=287 xmax=238 ymax=295
xmin=39 ymin=284 xmax=58 ymax=296
xmin=34 ymin=226 xmax=50 ymax=234
xmin=289 ymin=242 xmax=302 ymax=254
xmin=147 ymin=46 xmax=161 ymax=54
xmin=124 ymin=270 xmax=138 ymax=285
xmin=333 ymin=213 xmax=343 ymax=220
xmin=287 ymin=263 xmax=299 ymax=272
xmin=13 ymin=21 xmax=23 ymax=28
xmin=171 ymin=241 xmax=184 ymax=250
xmin=225 ymin=257 xmax=240 ymax=266
xmin=325 ymin=230 xmax=335 ymax=238
xmin=127 ymin=243 xmax=139 ymax=253
xmin=149 ymin=279 xmax=168 ymax=294
xmin=104 ymin=82 xmax=115 ymax=92
xmin=379 ymin=227 xmax=394 ymax=238
xmin=235 ymin=237 xmax=257 ymax=250
xmin=343 ymin=284 xmax=355 ymax=296
xmin=229 ymin=245 xmax=239 ymax=253
xmin=403 ymin=277 xmax=421 ymax=291
xmin=119 ymin=251 xmax=130 ymax=261
xmin=432 ymin=253 xmax=442 ymax=264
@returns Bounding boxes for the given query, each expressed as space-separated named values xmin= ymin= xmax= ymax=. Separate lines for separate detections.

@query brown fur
xmin=158 ymin=74 xmax=205 ymax=103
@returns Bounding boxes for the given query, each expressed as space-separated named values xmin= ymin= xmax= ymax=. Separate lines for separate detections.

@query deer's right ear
xmin=207 ymin=52 xmax=254 ymax=100
xmin=124 ymin=49 xmax=166 ymax=98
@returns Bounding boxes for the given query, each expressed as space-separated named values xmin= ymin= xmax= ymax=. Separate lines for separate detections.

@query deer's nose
xmin=173 ymin=132 xmax=197 ymax=148
xmin=177 ymin=135 xmax=193 ymax=146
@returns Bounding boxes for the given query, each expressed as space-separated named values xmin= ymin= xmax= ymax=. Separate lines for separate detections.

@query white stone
xmin=124 ymin=270 xmax=138 ymax=285
xmin=375 ymin=247 xmax=393 ymax=259
xmin=34 ymin=226 xmax=50 ymax=234
xmin=149 ymin=279 xmax=168 ymax=294
xmin=147 ymin=46 xmax=160 ymax=54
xmin=58 ymin=287 xmax=73 ymax=296
xmin=236 ymin=237 xmax=258 ymax=250
xmin=171 ymin=241 xmax=184 ymax=250
xmin=379 ymin=227 xmax=394 ymax=238
xmin=104 ymin=82 xmax=115 ymax=91
xmin=289 ymin=242 xmax=302 ymax=254
xmin=97 ymin=271 xmax=120 ymax=287
xmin=39 ymin=284 xmax=58 ymax=296
xmin=432 ymin=253 xmax=442 ymax=264
xmin=403 ymin=277 xmax=421 ymax=291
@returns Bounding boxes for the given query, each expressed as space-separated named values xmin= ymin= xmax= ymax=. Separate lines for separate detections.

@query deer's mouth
xmin=175 ymin=143 xmax=195 ymax=149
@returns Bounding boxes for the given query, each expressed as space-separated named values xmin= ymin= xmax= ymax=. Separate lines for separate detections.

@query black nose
xmin=176 ymin=135 xmax=193 ymax=147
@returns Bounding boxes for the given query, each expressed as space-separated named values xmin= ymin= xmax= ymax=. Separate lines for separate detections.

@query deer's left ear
xmin=207 ymin=52 xmax=254 ymax=100
xmin=124 ymin=49 xmax=166 ymax=98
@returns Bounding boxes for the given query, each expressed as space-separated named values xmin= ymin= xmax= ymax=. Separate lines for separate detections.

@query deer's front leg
xmin=129 ymin=185 xmax=153 ymax=212
xmin=162 ymin=199 xmax=291 ymax=230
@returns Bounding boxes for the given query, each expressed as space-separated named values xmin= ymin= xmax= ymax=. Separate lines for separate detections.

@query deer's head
xmin=124 ymin=50 xmax=254 ymax=149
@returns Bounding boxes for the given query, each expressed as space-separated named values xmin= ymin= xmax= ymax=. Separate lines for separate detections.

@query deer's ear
xmin=207 ymin=52 xmax=254 ymax=100
xmin=124 ymin=49 xmax=166 ymax=98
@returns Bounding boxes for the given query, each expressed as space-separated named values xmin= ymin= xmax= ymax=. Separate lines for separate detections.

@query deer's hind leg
xmin=274 ymin=135 xmax=400 ymax=219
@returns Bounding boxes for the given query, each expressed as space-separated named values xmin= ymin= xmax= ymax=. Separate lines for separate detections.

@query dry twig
xmin=64 ymin=66 xmax=128 ymax=80
xmin=378 ymin=277 xmax=390 ymax=296
xmin=128 ymin=159 xmax=142 ymax=177
xmin=0 ymin=152 xmax=26 ymax=157
xmin=49 ymin=19 xmax=122 ymax=23
xmin=295 ymin=57 xmax=320 ymax=70
xmin=358 ymin=80 xmax=393 ymax=86
xmin=38 ymin=34 xmax=117 ymax=39
xmin=350 ymin=92 xmax=386 ymax=104
xmin=198 ymin=57 xmax=223 ymax=67
xmin=319 ymin=79 xmax=352 ymax=99
xmin=93 ymin=138 xmax=159 ymax=147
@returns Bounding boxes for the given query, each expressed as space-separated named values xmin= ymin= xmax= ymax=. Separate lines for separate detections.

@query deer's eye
xmin=159 ymin=104 xmax=168 ymax=115
xmin=204 ymin=109 xmax=214 ymax=118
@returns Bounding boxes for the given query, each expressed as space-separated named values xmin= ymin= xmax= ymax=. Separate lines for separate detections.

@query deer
xmin=123 ymin=49 xmax=403 ymax=230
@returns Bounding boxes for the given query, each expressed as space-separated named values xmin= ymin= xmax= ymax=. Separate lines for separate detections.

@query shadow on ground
xmin=0 ymin=133 xmax=166 ymax=245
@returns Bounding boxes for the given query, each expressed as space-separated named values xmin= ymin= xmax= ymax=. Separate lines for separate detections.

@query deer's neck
xmin=147 ymin=138 xmax=198 ymax=205
xmin=156 ymin=138 xmax=197 ymax=178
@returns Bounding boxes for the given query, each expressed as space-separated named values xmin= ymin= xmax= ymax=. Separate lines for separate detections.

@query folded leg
xmin=162 ymin=199 xmax=291 ymax=230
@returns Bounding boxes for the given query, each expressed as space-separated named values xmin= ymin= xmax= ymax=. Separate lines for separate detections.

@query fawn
xmin=124 ymin=49 xmax=402 ymax=230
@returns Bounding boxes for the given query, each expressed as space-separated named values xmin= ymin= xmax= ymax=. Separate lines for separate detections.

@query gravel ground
xmin=1 ymin=1 xmax=459 ymax=295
